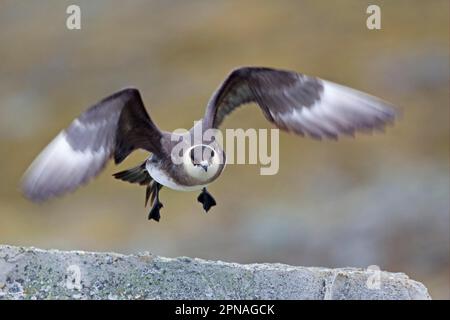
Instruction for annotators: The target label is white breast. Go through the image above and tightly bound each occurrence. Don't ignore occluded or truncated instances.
[146,161,205,192]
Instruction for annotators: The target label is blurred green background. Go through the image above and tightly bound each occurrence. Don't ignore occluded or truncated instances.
[0,0,448,298]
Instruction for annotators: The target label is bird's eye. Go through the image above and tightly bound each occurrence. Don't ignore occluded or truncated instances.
[190,149,195,162]
[210,150,215,158]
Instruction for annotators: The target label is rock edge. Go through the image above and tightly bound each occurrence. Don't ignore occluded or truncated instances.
[0,244,430,300]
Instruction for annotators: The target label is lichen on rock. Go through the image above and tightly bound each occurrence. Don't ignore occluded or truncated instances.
[0,244,431,300]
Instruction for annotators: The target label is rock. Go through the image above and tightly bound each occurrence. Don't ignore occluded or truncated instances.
[0,244,430,300]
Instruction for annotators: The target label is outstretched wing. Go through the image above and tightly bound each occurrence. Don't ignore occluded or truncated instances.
[22,88,162,202]
[204,67,398,139]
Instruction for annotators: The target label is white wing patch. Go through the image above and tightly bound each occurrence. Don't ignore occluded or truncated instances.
[278,80,396,139]
[22,132,109,201]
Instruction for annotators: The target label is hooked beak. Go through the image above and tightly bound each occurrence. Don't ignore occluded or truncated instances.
[200,164,208,172]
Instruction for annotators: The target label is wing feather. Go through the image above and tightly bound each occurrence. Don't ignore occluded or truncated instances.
[22,88,161,202]
[204,67,398,139]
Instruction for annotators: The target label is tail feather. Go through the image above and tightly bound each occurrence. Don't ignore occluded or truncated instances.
[113,161,163,208]
[145,183,152,207]
[113,162,152,186]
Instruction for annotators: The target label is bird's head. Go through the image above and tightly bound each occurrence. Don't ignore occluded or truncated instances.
[183,144,222,181]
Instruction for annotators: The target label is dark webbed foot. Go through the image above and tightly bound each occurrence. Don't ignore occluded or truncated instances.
[148,201,163,221]
[197,187,217,212]
[147,182,163,222]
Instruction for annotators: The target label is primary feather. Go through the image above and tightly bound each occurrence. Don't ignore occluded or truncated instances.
[22,88,162,202]
[204,67,397,139]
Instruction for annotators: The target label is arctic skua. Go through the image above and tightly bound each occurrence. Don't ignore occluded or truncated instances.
[21,66,398,221]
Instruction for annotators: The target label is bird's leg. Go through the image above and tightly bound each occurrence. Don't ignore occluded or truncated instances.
[197,187,217,212]
[148,182,163,222]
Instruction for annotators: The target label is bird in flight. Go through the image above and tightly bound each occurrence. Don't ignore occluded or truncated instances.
[21,67,397,221]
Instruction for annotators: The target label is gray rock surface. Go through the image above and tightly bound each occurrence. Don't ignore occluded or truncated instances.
[0,244,430,300]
